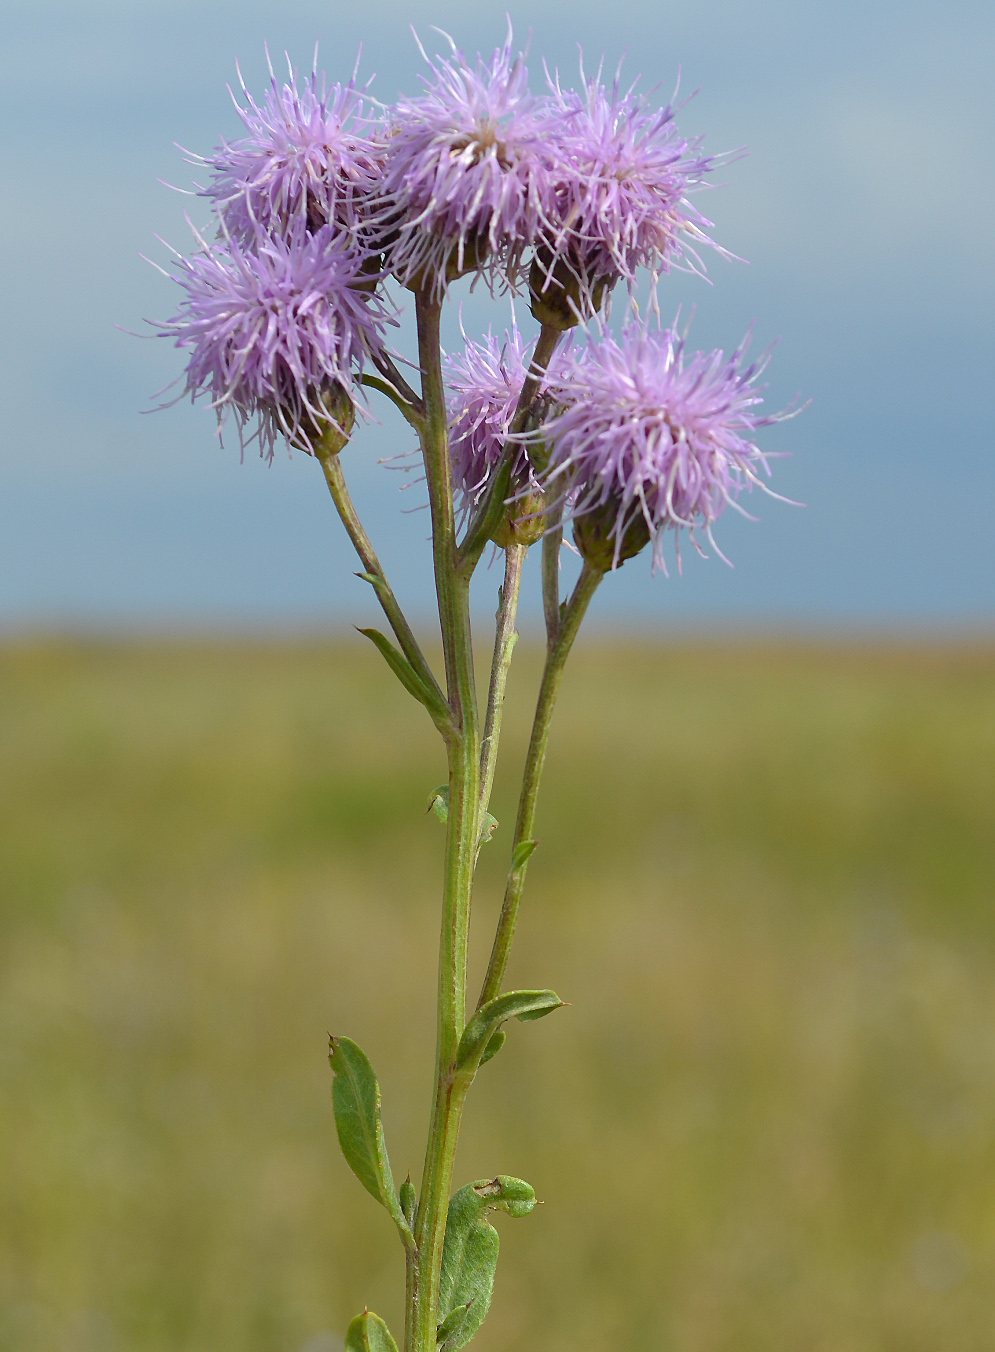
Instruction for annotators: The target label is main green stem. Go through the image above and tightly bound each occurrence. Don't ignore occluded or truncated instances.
[405,304,568,1352]
[477,562,604,1009]
[410,293,480,1352]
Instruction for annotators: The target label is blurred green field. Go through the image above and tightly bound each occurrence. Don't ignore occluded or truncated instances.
[1,636,994,1352]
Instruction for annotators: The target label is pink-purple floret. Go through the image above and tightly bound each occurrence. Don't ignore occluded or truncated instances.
[534,75,718,285]
[191,67,381,243]
[445,325,563,516]
[374,38,549,294]
[159,222,391,457]
[152,30,794,565]
[542,326,785,569]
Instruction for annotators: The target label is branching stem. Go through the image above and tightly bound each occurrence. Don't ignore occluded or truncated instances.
[369,348,426,419]
[359,373,424,430]
[477,562,603,1009]
[316,450,447,727]
[348,300,588,1352]
[410,291,481,1352]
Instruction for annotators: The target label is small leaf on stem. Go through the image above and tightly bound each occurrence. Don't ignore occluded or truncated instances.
[357,628,443,717]
[399,1176,417,1228]
[328,1037,413,1246]
[437,1177,536,1351]
[427,784,449,824]
[345,1310,400,1352]
[511,839,538,872]
[436,1300,474,1349]
[478,1030,506,1066]
[456,990,563,1073]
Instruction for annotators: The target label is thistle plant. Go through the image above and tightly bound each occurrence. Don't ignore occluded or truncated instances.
[151,29,794,1352]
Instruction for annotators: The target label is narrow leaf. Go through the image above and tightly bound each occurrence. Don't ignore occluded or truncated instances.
[478,1030,506,1066]
[436,1301,473,1350]
[519,1002,563,1022]
[354,571,382,588]
[399,1177,417,1228]
[437,1177,536,1351]
[456,990,563,1072]
[427,784,449,824]
[328,1037,412,1244]
[345,1310,399,1352]
[511,839,538,872]
[357,628,438,711]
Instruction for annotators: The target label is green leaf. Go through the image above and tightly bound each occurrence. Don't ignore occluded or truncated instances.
[478,1030,506,1067]
[519,1003,561,1022]
[477,812,499,846]
[510,839,538,872]
[399,1176,417,1228]
[345,1310,399,1352]
[357,628,438,710]
[456,990,563,1073]
[437,1177,536,1351]
[354,571,382,588]
[427,784,449,824]
[328,1037,412,1246]
[436,1301,473,1349]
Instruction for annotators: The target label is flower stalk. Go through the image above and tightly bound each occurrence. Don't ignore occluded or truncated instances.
[477,562,603,1010]
[316,448,448,730]
[479,543,526,834]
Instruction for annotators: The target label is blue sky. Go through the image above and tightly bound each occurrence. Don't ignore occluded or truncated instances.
[0,0,992,631]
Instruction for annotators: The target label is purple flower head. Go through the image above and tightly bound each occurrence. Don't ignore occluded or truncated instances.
[154,219,393,457]
[445,321,560,522]
[541,323,791,571]
[376,30,549,296]
[190,56,381,245]
[531,69,721,312]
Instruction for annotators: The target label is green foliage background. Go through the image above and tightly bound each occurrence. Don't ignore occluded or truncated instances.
[1,638,994,1352]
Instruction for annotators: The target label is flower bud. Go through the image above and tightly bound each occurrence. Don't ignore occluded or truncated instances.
[293,382,356,459]
[402,232,491,294]
[445,231,490,284]
[490,488,547,548]
[572,499,651,572]
[528,247,611,330]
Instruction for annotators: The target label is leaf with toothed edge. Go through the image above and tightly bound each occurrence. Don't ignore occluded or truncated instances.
[345,1310,399,1352]
[456,990,563,1073]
